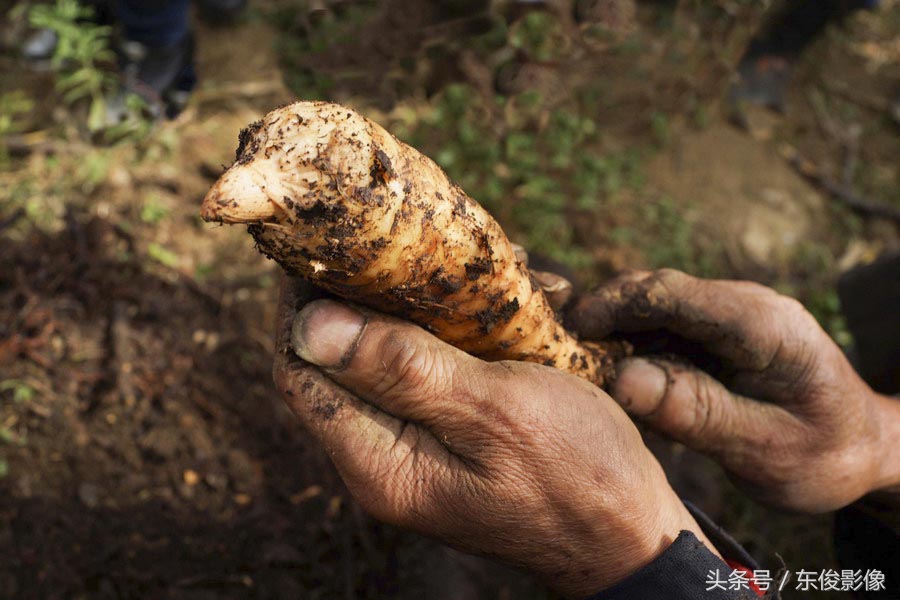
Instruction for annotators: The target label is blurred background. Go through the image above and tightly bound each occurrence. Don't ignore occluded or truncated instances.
[1,0,898,597]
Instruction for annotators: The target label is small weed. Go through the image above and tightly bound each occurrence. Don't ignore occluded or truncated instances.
[508,11,565,61]
[691,103,710,130]
[29,0,116,132]
[650,111,671,147]
[637,198,720,276]
[0,92,34,163]
[147,243,179,267]
[141,196,170,224]
[0,427,25,447]
[269,2,374,99]
[28,0,151,138]
[77,149,110,191]
[397,83,640,275]
[194,263,214,280]
[0,380,35,404]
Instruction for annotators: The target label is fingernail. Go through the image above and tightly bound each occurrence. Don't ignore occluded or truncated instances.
[612,358,666,412]
[291,299,366,368]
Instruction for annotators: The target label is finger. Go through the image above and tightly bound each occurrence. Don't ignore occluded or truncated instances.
[290,298,494,441]
[564,270,650,339]
[273,277,444,521]
[611,357,797,462]
[273,275,400,461]
[568,269,802,371]
[274,345,447,522]
[530,269,574,311]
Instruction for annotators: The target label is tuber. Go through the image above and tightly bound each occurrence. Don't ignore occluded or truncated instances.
[201,101,625,387]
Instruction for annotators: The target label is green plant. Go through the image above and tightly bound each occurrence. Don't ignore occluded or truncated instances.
[29,0,116,131]
[638,198,720,276]
[147,242,179,267]
[140,196,170,224]
[399,84,629,274]
[0,92,34,162]
[0,380,35,404]
[508,11,565,61]
[0,427,25,447]
[650,111,671,147]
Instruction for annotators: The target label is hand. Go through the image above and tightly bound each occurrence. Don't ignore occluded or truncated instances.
[273,275,715,597]
[567,269,900,513]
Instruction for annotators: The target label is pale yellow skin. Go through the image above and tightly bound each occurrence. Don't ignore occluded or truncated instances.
[201,101,621,385]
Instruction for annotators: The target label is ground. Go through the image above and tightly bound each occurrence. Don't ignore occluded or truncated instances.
[1,0,898,598]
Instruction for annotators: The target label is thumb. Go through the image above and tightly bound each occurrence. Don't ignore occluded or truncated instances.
[611,358,774,457]
[290,299,490,439]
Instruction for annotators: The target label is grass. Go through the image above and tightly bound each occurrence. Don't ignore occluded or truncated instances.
[393,83,657,274]
[0,91,33,163]
[28,0,116,132]
[141,194,170,224]
[147,242,180,268]
[0,381,35,404]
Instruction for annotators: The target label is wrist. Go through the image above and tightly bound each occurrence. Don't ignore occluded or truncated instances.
[869,392,900,500]
[556,464,720,598]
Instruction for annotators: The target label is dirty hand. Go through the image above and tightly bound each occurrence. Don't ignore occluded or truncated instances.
[273,276,715,598]
[567,269,900,513]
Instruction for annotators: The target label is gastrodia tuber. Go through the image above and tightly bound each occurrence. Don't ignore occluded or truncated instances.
[201,101,625,386]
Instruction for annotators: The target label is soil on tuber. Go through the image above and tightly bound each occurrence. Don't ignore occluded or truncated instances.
[201,101,626,387]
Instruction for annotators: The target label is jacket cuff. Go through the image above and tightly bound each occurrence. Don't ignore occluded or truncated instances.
[584,530,759,600]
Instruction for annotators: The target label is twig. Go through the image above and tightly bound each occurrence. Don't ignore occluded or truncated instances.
[780,144,900,223]
[110,302,137,407]
[2,131,88,157]
[821,78,891,114]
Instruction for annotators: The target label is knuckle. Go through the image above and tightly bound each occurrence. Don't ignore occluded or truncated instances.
[650,268,695,306]
[653,268,693,294]
[655,267,688,283]
[372,330,450,401]
[687,374,719,442]
[771,291,806,316]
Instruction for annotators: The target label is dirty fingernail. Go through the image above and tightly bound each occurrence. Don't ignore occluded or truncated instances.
[291,300,366,368]
[612,358,666,413]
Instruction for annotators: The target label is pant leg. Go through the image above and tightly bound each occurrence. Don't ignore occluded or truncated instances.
[748,0,874,60]
[115,0,190,47]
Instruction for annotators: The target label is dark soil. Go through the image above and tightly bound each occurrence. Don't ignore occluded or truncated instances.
[0,210,534,598]
[1,0,897,598]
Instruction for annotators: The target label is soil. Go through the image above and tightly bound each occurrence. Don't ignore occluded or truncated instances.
[1,1,898,598]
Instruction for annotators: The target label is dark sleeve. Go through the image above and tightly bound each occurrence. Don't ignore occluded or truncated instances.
[834,496,900,599]
[584,531,757,600]
[585,502,764,600]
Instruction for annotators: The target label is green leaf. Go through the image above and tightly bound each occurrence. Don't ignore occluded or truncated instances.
[0,380,35,403]
[87,96,107,132]
[147,243,179,267]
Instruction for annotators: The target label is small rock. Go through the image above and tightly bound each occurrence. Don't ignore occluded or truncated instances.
[78,482,100,508]
[183,469,200,486]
